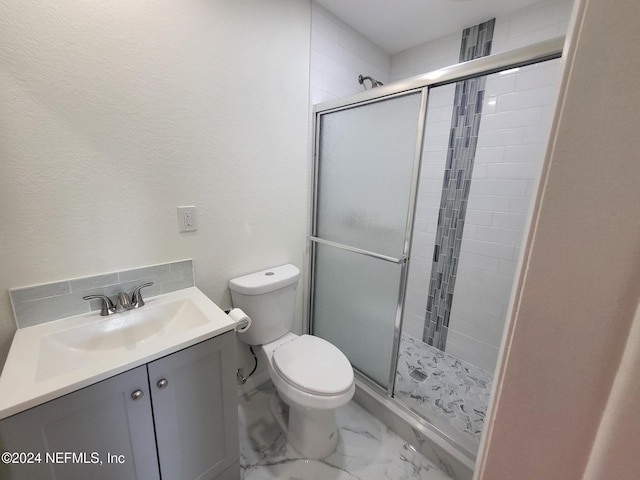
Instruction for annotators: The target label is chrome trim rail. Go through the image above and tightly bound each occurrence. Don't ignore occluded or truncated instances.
[313,37,565,114]
[309,236,406,264]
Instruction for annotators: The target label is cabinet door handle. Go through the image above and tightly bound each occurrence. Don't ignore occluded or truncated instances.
[156,379,168,389]
[131,389,144,401]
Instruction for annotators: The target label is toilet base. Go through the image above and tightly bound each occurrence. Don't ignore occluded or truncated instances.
[269,394,339,459]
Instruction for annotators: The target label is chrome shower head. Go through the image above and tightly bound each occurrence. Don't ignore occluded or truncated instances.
[358,74,384,89]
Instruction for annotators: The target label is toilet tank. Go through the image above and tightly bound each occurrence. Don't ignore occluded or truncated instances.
[229,264,300,345]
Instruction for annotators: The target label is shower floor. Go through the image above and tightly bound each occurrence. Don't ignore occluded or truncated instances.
[394,334,493,454]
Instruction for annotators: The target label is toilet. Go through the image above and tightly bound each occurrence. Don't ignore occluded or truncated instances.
[229,264,355,459]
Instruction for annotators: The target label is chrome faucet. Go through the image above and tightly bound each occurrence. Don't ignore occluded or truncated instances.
[83,282,154,316]
[116,292,133,312]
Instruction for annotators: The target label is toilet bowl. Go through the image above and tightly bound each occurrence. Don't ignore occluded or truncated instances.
[261,332,355,458]
[229,265,355,459]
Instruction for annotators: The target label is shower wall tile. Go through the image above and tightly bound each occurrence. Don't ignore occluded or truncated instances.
[491,0,574,55]
[402,85,455,341]
[467,194,512,212]
[485,73,518,97]
[388,0,572,89]
[461,238,515,261]
[505,143,548,163]
[497,85,558,112]
[491,212,529,230]
[423,19,495,350]
[445,330,501,373]
[509,196,534,213]
[481,107,545,130]
[474,146,505,164]
[486,162,541,179]
[516,62,564,90]
[9,260,194,328]
[469,179,529,196]
[476,128,525,147]
[402,0,570,368]
[445,59,562,371]
[310,2,391,104]
[390,31,461,82]
[498,259,519,277]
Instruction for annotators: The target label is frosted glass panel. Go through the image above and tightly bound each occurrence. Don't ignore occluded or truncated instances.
[317,92,422,258]
[313,244,402,388]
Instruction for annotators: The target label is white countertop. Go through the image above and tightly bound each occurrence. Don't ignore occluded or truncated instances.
[0,287,235,420]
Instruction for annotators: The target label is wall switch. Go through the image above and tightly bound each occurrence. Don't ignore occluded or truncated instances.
[177,206,197,232]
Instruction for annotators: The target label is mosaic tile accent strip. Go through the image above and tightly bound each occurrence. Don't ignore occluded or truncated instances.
[423,19,495,350]
[395,334,493,455]
[10,260,194,328]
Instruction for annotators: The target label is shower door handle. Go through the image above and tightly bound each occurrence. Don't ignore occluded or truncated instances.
[309,236,406,264]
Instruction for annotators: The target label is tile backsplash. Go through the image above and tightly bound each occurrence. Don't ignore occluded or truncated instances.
[10,260,194,328]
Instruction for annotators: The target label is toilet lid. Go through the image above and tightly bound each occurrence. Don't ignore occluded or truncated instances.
[273,335,353,395]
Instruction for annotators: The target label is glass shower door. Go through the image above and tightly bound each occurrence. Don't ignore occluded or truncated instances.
[311,91,426,389]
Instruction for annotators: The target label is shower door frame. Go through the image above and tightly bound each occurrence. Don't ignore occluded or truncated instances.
[309,86,428,392]
[308,36,565,433]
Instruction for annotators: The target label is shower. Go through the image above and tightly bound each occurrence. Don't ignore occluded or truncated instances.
[358,74,384,89]
[310,37,564,463]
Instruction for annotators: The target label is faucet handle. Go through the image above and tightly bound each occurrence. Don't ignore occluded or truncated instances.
[82,294,116,316]
[131,282,154,308]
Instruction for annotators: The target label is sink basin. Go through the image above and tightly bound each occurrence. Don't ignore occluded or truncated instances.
[45,299,209,352]
[0,286,235,420]
[35,296,211,381]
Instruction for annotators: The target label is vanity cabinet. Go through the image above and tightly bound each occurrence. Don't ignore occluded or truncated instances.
[0,331,239,480]
[149,332,239,480]
[0,365,158,480]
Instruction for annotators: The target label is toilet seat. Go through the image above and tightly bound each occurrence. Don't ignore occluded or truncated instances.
[272,335,353,395]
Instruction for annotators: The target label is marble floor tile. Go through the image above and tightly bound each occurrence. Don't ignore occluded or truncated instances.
[394,334,493,454]
[239,382,453,480]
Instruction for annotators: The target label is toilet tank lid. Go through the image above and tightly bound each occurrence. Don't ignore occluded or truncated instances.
[229,264,300,295]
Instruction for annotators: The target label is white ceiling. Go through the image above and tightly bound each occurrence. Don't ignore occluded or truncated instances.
[314,0,556,54]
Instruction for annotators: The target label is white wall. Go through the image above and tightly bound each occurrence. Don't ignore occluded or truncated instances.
[310,2,391,104]
[476,0,640,477]
[0,0,311,372]
[582,302,640,479]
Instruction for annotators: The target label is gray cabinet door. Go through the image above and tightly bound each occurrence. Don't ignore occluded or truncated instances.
[148,331,239,480]
[0,366,160,480]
